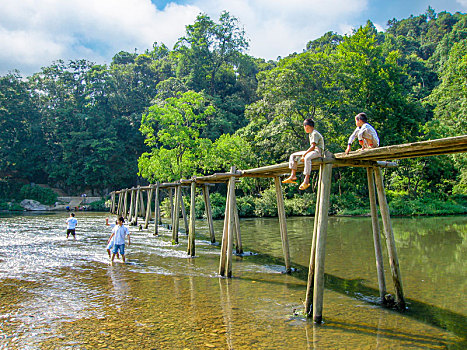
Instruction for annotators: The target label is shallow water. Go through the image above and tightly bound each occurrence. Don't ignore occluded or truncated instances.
[0,212,465,349]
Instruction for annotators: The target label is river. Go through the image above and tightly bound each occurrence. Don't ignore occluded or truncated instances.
[0,212,465,349]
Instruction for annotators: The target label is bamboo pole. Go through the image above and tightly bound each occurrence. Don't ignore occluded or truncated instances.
[219,167,235,276]
[138,189,145,218]
[118,192,123,215]
[374,167,406,309]
[180,190,189,235]
[233,197,243,255]
[226,173,236,278]
[110,192,115,213]
[274,176,291,273]
[202,185,216,243]
[154,183,160,236]
[123,189,128,219]
[144,186,154,229]
[188,181,196,257]
[172,185,181,244]
[367,167,387,303]
[312,163,333,323]
[219,182,230,276]
[168,188,174,221]
[133,186,141,226]
[128,188,135,223]
[305,164,323,316]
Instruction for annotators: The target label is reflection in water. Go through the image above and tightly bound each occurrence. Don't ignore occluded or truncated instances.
[0,212,465,348]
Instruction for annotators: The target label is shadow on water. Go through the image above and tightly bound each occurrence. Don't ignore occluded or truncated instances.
[234,250,467,347]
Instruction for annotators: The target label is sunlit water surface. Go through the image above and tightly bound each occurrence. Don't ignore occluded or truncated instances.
[0,212,465,349]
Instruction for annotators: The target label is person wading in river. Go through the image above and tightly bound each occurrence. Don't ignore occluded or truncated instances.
[105,218,120,260]
[65,212,78,240]
[108,217,130,264]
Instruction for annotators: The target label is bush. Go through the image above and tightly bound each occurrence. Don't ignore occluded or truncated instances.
[88,199,107,211]
[19,185,57,205]
[0,180,23,201]
[0,201,24,211]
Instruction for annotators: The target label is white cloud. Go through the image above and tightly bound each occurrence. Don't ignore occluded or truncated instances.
[456,0,467,7]
[0,0,371,75]
[0,0,200,75]
[192,0,369,59]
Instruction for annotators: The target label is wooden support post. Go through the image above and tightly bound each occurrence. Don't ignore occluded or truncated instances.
[367,167,387,303]
[226,174,236,278]
[374,167,406,309]
[144,186,154,229]
[188,181,196,257]
[180,190,189,235]
[110,192,115,213]
[139,190,145,218]
[172,185,181,244]
[219,181,231,276]
[233,197,243,255]
[312,163,333,323]
[116,192,122,216]
[274,176,291,273]
[168,188,174,221]
[123,190,129,220]
[305,165,323,316]
[202,185,216,243]
[154,183,160,236]
[128,189,135,223]
[133,186,141,226]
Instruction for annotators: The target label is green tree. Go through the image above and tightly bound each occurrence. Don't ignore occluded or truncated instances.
[0,72,46,182]
[138,91,215,182]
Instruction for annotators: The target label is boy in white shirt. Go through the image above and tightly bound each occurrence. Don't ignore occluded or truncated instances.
[282,119,325,190]
[108,217,130,263]
[345,113,379,154]
[66,213,78,239]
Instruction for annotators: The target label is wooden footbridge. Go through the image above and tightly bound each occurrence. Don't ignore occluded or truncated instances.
[109,135,467,323]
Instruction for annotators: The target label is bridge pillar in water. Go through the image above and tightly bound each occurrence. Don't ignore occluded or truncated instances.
[374,167,406,309]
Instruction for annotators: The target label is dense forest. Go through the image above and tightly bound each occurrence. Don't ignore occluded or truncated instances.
[1,8,466,215]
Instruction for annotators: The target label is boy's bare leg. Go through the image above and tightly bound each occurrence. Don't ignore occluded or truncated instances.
[284,169,297,181]
[121,254,126,263]
[107,249,111,258]
[301,174,311,186]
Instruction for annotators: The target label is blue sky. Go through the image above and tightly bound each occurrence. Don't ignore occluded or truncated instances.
[0,0,466,76]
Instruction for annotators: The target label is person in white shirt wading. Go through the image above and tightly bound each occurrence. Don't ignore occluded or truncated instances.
[108,216,130,263]
[66,213,78,240]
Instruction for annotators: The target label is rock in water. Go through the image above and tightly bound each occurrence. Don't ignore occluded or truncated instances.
[20,199,50,211]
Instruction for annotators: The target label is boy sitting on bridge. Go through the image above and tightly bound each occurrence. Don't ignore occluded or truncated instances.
[282,119,325,190]
[345,112,379,154]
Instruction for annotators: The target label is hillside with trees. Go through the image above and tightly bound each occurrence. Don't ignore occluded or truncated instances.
[1,8,466,215]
